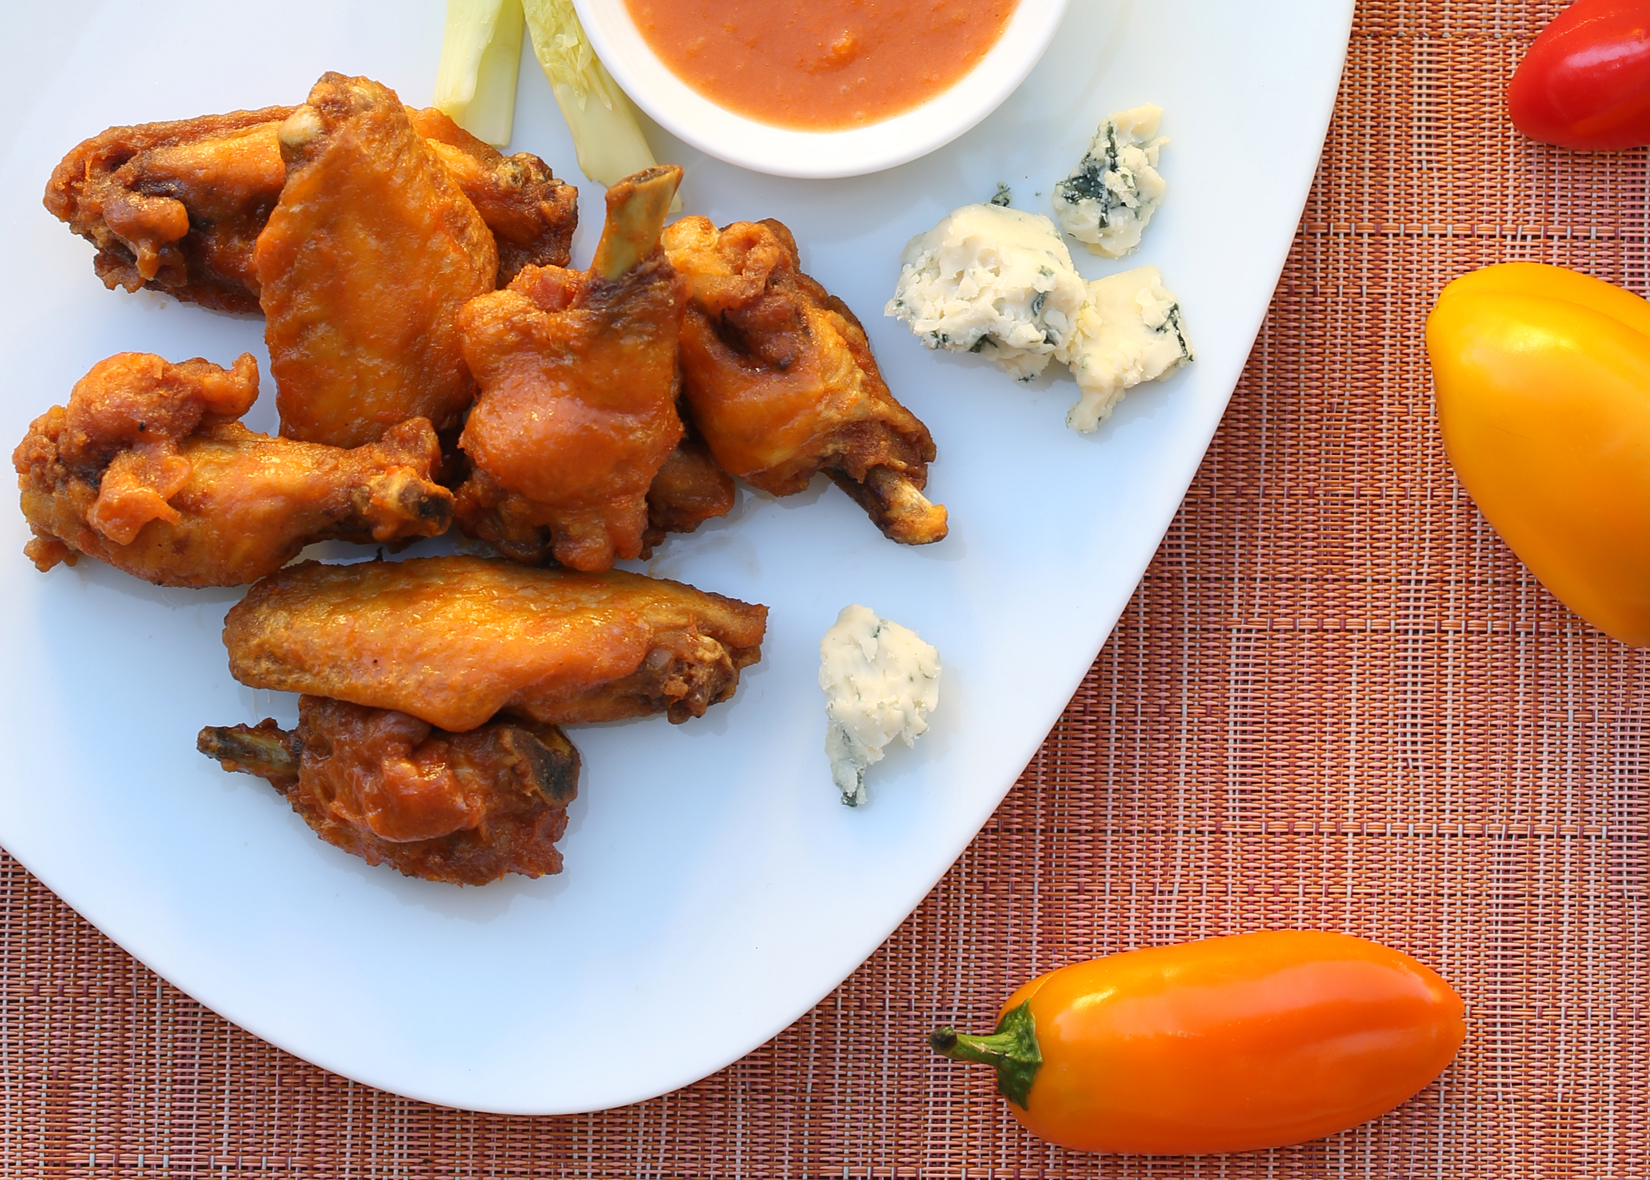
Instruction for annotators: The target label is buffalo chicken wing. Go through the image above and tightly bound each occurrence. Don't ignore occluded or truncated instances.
[223,555,767,731]
[642,432,736,557]
[405,107,577,285]
[14,352,452,586]
[45,98,576,312]
[257,74,498,448]
[199,697,579,885]
[455,166,689,569]
[662,216,948,545]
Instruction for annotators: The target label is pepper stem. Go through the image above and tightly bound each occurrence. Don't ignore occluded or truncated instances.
[929,1000,1042,1110]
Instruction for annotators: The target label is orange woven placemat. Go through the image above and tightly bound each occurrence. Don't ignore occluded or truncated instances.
[5,1,1649,1175]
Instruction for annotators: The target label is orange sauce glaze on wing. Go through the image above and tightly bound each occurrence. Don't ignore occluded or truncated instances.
[623,0,1019,130]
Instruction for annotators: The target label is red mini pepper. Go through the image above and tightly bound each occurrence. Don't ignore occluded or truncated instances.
[1508,0,1650,149]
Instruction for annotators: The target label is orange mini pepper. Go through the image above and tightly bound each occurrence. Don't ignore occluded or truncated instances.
[1427,262,1650,645]
[930,931,1464,1155]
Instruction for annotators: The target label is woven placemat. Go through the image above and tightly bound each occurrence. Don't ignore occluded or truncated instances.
[6,1,1648,1175]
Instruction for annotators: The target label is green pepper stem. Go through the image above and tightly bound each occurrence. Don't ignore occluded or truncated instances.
[928,1000,1042,1110]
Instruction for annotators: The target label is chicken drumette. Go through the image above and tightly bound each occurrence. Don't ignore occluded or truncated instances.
[662,216,947,545]
[455,166,691,570]
[200,697,580,885]
[256,74,500,448]
[45,97,576,313]
[222,555,767,731]
[641,432,735,557]
[14,352,452,587]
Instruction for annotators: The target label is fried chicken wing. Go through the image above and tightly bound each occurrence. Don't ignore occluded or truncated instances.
[45,100,576,312]
[662,216,948,545]
[455,166,689,570]
[223,555,766,731]
[437,429,734,559]
[642,432,736,557]
[256,74,499,448]
[200,697,579,884]
[14,352,452,587]
[404,107,577,285]
[45,107,286,313]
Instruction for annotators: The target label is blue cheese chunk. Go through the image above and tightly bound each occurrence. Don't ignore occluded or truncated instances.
[1057,266,1194,432]
[818,605,941,807]
[885,203,1086,382]
[1053,105,1168,258]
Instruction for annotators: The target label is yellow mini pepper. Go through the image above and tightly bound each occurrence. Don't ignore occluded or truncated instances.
[1427,262,1650,645]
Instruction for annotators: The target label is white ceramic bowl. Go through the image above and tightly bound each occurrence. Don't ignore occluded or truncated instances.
[573,0,1071,179]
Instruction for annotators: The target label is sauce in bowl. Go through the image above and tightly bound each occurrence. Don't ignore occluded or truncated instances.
[621,0,1020,131]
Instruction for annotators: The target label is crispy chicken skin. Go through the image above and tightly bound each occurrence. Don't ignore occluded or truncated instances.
[641,432,736,557]
[45,100,576,311]
[435,429,734,558]
[14,352,452,587]
[199,697,579,884]
[456,166,689,570]
[404,107,577,285]
[662,216,948,545]
[257,74,499,448]
[223,555,767,731]
[44,107,286,313]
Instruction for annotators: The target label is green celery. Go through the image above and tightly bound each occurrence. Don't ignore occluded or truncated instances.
[435,0,525,147]
[521,0,668,199]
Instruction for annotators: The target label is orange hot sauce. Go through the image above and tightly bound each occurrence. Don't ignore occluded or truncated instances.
[623,0,1019,130]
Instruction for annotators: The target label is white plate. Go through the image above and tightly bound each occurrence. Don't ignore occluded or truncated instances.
[0,0,1352,1114]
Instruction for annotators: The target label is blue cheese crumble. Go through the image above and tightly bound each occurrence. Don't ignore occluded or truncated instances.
[885,203,1086,382]
[1053,105,1168,258]
[819,605,941,807]
[1057,266,1194,432]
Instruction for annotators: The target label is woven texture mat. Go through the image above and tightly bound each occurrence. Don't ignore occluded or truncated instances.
[5,2,1649,1176]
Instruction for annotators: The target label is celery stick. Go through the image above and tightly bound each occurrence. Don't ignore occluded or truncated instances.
[466,0,524,146]
[435,0,524,147]
[521,0,667,195]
